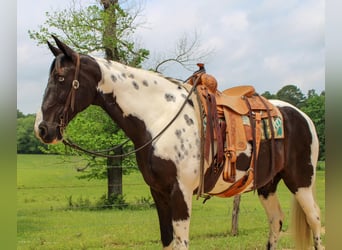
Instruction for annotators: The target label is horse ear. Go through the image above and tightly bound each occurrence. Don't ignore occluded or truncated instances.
[51,35,75,59]
[47,41,62,57]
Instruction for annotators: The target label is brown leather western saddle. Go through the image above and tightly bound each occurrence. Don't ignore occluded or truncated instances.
[188,64,283,198]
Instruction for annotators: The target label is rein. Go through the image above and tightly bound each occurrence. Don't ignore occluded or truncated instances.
[60,54,202,158]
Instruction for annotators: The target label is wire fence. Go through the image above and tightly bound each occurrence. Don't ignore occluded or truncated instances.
[18,161,326,249]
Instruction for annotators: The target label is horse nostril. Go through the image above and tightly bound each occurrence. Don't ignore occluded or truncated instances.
[38,124,47,138]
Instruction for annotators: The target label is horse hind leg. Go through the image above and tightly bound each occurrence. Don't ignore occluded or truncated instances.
[258,192,285,250]
[258,176,284,250]
[293,187,323,250]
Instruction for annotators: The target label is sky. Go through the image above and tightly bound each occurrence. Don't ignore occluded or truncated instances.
[17,0,325,114]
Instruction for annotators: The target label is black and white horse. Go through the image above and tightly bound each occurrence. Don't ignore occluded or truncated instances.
[34,36,323,249]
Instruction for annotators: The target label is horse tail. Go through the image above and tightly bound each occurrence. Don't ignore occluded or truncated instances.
[291,196,312,249]
[292,179,321,250]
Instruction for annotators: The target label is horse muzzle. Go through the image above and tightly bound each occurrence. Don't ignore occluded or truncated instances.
[34,111,63,144]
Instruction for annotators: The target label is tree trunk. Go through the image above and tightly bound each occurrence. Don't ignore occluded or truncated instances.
[102,0,123,200]
[231,195,241,236]
[101,0,120,61]
[106,146,123,198]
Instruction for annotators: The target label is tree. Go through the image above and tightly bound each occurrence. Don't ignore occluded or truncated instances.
[17,112,46,154]
[276,85,305,108]
[29,0,149,66]
[17,109,25,119]
[301,90,325,160]
[261,91,277,100]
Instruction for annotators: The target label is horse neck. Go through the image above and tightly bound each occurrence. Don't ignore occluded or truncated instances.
[95,58,184,146]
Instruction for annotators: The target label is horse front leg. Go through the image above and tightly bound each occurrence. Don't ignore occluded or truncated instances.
[170,181,192,250]
[150,188,174,249]
[151,181,192,250]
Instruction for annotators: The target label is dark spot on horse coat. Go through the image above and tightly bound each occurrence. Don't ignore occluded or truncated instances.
[121,73,126,78]
[279,220,283,232]
[175,129,182,138]
[128,73,134,79]
[132,81,139,90]
[184,114,194,126]
[143,80,149,87]
[165,93,176,102]
[179,93,194,107]
[111,74,117,82]
[174,145,182,160]
[187,99,194,107]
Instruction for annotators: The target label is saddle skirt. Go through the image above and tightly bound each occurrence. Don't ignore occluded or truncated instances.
[187,65,284,198]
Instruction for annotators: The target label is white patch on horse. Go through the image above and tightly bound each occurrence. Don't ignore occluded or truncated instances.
[34,109,43,138]
[34,109,60,145]
[237,142,252,158]
[172,219,190,249]
[95,57,201,190]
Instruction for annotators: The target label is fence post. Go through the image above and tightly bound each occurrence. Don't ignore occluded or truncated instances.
[107,145,123,198]
[231,195,241,236]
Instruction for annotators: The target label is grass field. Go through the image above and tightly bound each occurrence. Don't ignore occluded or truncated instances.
[17,154,325,249]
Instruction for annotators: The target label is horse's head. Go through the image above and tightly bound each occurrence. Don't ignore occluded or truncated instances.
[34,36,102,144]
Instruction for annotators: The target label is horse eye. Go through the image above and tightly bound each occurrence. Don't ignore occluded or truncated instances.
[58,76,65,82]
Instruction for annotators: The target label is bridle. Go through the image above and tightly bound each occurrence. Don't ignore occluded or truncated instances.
[59,53,203,159]
[59,53,81,132]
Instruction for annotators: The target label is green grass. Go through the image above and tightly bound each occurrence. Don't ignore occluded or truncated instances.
[17,154,325,249]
